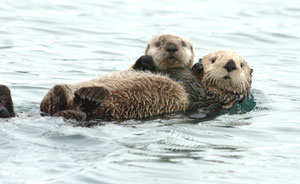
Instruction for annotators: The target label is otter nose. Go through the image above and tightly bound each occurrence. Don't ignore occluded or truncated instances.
[224,59,237,72]
[166,44,178,53]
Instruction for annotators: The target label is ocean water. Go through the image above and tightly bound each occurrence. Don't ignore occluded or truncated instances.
[1,0,300,183]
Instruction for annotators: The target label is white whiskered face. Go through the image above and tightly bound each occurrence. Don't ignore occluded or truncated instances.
[201,50,252,94]
[145,33,194,71]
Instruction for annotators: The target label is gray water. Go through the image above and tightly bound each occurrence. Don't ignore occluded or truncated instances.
[1,0,300,183]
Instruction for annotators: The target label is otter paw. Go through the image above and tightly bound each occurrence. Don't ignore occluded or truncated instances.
[53,110,87,121]
[49,85,68,116]
[192,61,203,75]
[0,106,10,118]
[74,86,109,110]
[132,55,156,72]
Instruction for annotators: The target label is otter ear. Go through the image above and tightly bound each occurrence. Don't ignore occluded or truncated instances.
[144,44,150,55]
[250,68,253,74]
[192,60,203,74]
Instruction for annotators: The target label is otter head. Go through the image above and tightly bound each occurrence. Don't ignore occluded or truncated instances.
[145,33,194,71]
[195,50,253,99]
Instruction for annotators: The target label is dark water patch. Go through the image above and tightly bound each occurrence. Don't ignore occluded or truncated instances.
[92,50,126,56]
[268,32,300,40]
[0,46,13,49]
[285,7,300,12]
[59,42,88,49]
[117,36,146,44]
[230,32,278,44]
[62,27,105,35]
[29,26,71,35]
[30,18,61,25]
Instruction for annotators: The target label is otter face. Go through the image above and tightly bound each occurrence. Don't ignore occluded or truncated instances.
[200,50,253,94]
[145,33,194,71]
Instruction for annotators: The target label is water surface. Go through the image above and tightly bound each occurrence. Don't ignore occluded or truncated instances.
[1,0,300,184]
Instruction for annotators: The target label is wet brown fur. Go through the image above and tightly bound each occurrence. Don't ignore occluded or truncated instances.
[41,33,194,121]
[40,70,189,120]
[0,85,15,118]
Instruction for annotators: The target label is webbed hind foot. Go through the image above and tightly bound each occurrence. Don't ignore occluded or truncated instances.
[49,85,68,116]
[0,85,15,118]
[73,86,109,113]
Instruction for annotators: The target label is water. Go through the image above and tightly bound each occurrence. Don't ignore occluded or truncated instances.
[1,0,300,183]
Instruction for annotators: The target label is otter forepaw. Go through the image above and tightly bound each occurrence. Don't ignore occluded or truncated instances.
[53,110,87,121]
[74,86,109,111]
[132,55,156,72]
[192,61,203,75]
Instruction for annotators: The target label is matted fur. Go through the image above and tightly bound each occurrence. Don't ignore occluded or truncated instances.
[143,33,194,70]
[40,70,189,120]
[41,33,194,121]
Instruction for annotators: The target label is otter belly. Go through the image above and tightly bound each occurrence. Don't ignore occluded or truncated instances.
[40,70,190,121]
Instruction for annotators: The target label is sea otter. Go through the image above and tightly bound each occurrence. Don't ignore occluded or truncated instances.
[0,85,15,118]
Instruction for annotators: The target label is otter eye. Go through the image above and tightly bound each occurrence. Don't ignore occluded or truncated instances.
[155,42,160,47]
[211,57,216,63]
[240,63,244,68]
[181,41,186,47]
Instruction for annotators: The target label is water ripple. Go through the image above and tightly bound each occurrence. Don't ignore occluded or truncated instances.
[1,0,300,183]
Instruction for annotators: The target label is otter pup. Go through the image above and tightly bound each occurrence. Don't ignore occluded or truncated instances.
[40,33,195,120]
[0,85,15,118]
